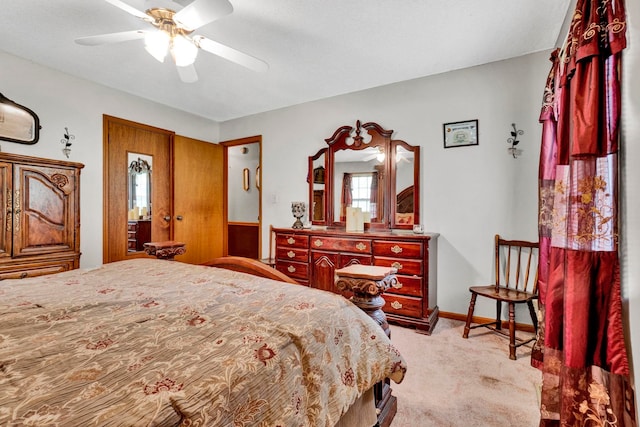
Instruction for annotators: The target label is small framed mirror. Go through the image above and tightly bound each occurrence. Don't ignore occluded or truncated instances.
[0,93,40,145]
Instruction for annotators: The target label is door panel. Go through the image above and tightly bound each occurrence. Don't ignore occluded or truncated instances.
[13,165,76,256]
[104,116,173,263]
[173,135,223,264]
[0,162,11,258]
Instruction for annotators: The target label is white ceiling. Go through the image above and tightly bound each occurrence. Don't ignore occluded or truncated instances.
[0,0,571,122]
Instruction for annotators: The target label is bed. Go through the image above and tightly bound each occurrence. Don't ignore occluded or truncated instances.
[0,257,406,426]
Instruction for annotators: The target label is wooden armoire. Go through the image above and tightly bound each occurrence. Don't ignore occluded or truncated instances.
[0,153,83,279]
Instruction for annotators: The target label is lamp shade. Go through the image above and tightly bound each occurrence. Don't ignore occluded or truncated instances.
[171,35,198,67]
[144,30,170,62]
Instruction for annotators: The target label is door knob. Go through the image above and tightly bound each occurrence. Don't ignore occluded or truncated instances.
[176,215,183,221]
[163,215,171,221]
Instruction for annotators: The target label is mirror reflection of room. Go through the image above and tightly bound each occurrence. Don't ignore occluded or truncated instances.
[333,149,385,224]
[127,153,152,252]
[394,145,415,225]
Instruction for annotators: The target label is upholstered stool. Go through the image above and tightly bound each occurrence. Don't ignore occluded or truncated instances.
[144,241,186,260]
[335,265,397,338]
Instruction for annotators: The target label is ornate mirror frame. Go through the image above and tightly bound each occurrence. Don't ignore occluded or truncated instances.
[308,120,420,230]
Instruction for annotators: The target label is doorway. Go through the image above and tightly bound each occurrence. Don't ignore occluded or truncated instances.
[221,136,262,260]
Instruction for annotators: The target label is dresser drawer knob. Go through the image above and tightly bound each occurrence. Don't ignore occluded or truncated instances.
[390,301,403,310]
[287,251,295,258]
[287,237,295,245]
[391,280,403,289]
[356,242,366,251]
[314,239,323,247]
[391,245,403,254]
[287,265,296,273]
[391,261,403,270]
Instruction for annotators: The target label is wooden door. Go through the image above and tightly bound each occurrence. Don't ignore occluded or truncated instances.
[173,135,223,264]
[103,116,173,263]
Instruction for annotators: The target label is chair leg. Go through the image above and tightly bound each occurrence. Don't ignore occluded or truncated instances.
[495,300,502,331]
[527,300,538,333]
[508,302,516,360]
[462,293,477,339]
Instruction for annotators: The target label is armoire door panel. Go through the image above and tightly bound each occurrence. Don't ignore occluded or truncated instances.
[13,165,76,256]
[0,162,12,258]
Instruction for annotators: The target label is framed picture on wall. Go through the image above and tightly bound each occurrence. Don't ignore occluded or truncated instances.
[443,119,478,148]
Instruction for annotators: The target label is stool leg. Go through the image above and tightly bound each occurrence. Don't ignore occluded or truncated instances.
[462,293,477,339]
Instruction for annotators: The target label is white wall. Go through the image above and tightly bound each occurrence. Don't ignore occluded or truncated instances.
[622,0,640,402]
[220,51,548,320]
[0,52,220,268]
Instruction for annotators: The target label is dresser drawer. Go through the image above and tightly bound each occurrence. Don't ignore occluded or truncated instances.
[374,256,423,276]
[373,240,423,258]
[383,294,422,318]
[276,247,309,262]
[387,274,422,297]
[276,260,309,280]
[310,236,371,253]
[338,253,372,269]
[0,259,76,280]
[276,234,309,249]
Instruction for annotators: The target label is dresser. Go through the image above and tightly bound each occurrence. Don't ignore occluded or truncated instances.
[273,227,439,334]
[127,220,151,252]
[0,153,83,279]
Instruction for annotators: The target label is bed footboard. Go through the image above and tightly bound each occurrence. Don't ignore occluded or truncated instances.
[202,256,300,285]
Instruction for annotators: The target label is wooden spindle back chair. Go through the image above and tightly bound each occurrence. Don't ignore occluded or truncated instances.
[462,234,539,360]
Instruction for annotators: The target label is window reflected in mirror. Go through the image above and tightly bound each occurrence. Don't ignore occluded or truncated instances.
[333,149,385,224]
[127,154,152,252]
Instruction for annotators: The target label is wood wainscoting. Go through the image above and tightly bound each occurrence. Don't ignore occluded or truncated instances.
[227,222,259,259]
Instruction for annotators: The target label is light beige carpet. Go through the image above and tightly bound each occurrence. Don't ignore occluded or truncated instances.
[389,318,541,427]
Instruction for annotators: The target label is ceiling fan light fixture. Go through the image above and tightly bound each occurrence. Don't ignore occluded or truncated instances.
[171,35,198,67]
[144,30,170,62]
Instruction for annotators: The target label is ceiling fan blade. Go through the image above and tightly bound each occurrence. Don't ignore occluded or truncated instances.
[196,36,268,72]
[174,0,233,30]
[75,30,146,46]
[104,0,150,20]
[177,64,198,83]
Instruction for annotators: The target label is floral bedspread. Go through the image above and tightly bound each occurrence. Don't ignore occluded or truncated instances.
[0,259,406,426]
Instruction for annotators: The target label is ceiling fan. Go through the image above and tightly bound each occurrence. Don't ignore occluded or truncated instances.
[75,0,268,83]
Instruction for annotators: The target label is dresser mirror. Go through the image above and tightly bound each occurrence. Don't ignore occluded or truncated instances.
[309,120,420,229]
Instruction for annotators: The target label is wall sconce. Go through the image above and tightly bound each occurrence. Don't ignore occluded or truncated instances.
[60,127,75,158]
[507,123,524,159]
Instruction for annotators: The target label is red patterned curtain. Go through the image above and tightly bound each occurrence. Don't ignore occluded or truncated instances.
[532,0,636,425]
